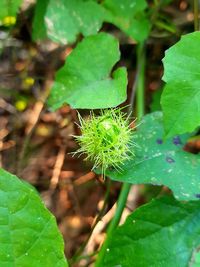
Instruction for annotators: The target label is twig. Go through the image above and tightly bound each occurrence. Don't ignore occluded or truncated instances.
[0,128,9,168]
[0,140,3,168]
[74,172,95,186]
[50,144,66,190]
[17,86,50,176]
[0,98,16,113]
[194,0,199,31]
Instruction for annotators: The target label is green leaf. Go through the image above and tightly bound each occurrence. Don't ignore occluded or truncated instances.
[0,168,68,267]
[43,0,104,44]
[103,196,200,267]
[32,0,150,43]
[32,0,49,41]
[0,0,22,22]
[150,88,163,112]
[102,0,150,42]
[161,81,200,138]
[48,33,127,110]
[106,112,200,201]
[161,32,200,137]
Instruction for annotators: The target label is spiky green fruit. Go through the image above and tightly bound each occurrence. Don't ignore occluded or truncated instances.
[75,109,136,176]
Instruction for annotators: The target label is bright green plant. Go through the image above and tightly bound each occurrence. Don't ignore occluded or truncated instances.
[1,0,200,267]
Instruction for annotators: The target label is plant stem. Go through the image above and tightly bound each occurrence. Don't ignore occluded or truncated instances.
[128,42,145,117]
[95,42,146,267]
[136,43,146,120]
[154,20,176,34]
[95,182,131,267]
[194,0,199,31]
[70,179,111,265]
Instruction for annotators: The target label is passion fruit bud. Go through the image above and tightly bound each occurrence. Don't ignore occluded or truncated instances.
[97,118,120,148]
[74,109,136,177]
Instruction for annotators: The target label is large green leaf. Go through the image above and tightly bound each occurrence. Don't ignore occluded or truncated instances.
[48,33,127,110]
[106,112,200,201]
[0,0,22,22]
[103,196,200,267]
[32,0,150,44]
[102,0,150,42]
[161,32,200,138]
[0,168,68,267]
[35,0,105,44]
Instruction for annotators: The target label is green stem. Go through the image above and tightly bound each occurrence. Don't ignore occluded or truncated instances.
[136,43,146,120]
[70,180,111,265]
[95,183,131,267]
[154,20,176,34]
[95,42,146,267]
[194,0,199,31]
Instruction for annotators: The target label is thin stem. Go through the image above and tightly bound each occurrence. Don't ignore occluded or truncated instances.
[154,20,176,34]
[128,42,145,116]
[136,43,146,120]
[95,42,146,267]
[128,64,139,116]
[70,179,111,265]
[194,0,199,31]
[95,183,131,267]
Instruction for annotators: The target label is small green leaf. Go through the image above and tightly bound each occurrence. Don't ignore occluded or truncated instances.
[0,0,22,23]
[43,0,104,44]
[48,33,127,110]
[161,32,200,137]
[0,168,68,267]
[103,196,200,267]
[102,0,150,42]
[107,112,200,201]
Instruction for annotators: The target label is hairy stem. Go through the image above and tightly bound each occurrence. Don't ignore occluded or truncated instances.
[95,42,146,267]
